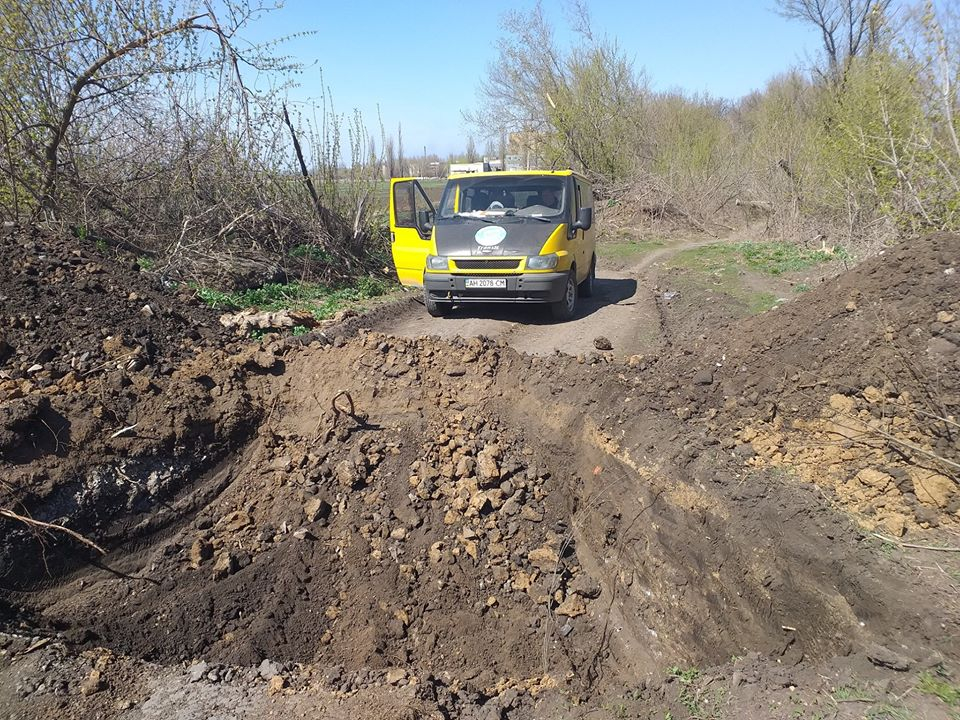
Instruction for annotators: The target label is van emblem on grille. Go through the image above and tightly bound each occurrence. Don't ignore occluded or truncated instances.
[475,226,506,247]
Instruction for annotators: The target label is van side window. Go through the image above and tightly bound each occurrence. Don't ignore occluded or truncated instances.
[576,180,593,210]
[394,181,432,234]
[394,183,416,227]
[569,180,581,233]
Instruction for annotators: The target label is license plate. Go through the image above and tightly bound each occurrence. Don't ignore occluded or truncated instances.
[464,278,507,289]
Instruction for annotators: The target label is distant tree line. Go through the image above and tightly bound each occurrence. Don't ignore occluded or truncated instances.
[470,0,960,245]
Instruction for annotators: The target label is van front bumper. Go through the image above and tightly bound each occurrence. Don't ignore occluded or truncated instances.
[424,272,567,304]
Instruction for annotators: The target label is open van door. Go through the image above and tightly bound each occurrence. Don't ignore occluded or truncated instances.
[390,178,436,287]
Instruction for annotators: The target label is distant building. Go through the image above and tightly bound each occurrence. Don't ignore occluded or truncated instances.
[507,131,545,169]
[449,159,505,174]
[449,161,486,174]
[505,154,524,171]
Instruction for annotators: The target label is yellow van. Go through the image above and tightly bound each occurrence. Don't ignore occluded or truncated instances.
[389,170,596,321]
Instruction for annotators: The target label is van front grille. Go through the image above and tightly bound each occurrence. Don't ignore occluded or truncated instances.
[454,258,521,270]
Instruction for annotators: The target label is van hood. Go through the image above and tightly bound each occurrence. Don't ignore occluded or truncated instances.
[434,220,560,256]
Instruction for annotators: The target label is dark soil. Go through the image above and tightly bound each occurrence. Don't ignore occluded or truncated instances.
[0,228,958,720]
[0,225,233,387]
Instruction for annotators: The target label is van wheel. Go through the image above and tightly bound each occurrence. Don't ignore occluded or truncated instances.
[424,290,451,317]
[550,269,578,321]
[579,255,596,298]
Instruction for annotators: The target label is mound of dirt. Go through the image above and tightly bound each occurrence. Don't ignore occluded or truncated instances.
[1,231,958,720]
[647,232,959,533]
[0,226,232,401]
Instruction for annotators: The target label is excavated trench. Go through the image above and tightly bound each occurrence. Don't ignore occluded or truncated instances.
[3,331,953,704]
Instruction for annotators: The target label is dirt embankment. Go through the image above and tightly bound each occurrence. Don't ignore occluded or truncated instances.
[648,232,960,535]
[0,229,958,720]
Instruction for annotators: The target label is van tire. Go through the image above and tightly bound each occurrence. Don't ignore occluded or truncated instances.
[579,255,596,298]
[424,290,451,317]
[550,269,578,321]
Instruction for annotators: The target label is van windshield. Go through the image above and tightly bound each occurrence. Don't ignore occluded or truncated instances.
[438,176,566,220]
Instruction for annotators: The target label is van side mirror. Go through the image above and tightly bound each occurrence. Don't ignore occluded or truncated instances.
[572,207,593,231]
[417,209,434,233]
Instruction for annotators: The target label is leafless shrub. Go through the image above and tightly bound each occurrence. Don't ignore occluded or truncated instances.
[0,0,386,287]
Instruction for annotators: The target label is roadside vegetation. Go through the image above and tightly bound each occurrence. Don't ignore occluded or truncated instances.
[470,1,960,249]
[0,0,389,303]
[671,242,847,277]
[0,0,957,321]
[663,240,848,315]
[193,277,390,321]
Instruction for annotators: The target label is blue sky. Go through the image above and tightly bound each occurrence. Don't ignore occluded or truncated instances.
[239,1,821,157]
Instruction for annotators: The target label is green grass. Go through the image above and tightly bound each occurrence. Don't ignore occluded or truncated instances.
[666,240,843,316]
[747,292,779,313]
[194,277,389,322]
[832,684,874,702]
[668,667,703,717]
[738,242,847,275]
[671,241,844,277]
[599,237,666,259]
[919,670,960,706]
[866,705,912,720]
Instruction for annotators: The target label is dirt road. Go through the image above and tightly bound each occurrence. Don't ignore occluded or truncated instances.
[374,239,710,357]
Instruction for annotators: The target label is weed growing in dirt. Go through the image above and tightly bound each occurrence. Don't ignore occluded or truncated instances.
[737,242,848,275]
[918,669,960,706]
[832,684,874,702]
[671,242,844,277]
[668,667,705,717]
[136,256,155,271]
[599,237,666,259]
[865,704,912,720]
[194,278,388,320]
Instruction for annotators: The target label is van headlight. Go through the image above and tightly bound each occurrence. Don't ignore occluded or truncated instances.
[526,253,559,270]
[426,255,449,270]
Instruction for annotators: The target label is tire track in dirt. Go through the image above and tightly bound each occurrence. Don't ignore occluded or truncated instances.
[372,236,717,357]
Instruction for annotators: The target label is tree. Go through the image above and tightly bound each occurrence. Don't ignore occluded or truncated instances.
[384,136,398,178]
[776,0,894,82]
[467,1,648,188]
[0,0,290,218]
[465,136,479,162]
[397,122,405,177]
[0,0,388,281]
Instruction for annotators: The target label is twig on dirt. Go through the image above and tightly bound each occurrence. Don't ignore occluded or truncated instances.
[861,422,960,473]
[870,532,960,552]
[40,417,66,453]
[331,390,355,417]
[109,423,138,438]
[81,350,138,378]
[0,508,106,554]
[21,638,52,655]
[833,697,876,704]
